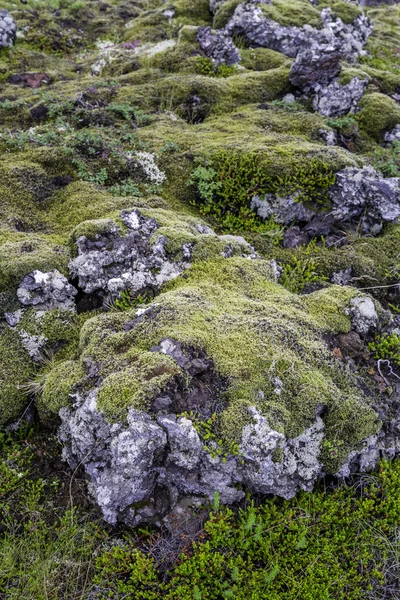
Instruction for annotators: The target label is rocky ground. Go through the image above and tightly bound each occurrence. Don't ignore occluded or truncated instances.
[1,0,400,594]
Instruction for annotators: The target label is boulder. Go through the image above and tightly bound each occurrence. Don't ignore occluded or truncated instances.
[0,10,16,48]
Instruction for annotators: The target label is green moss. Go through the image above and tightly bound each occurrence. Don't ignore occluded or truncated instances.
[97,352,182,422]
[172,0,212,26]
[53,257,381,471]
[0,236,70,309]
[240,48,291,71]
[318,0,362,24]
[213,0,243,29]
[259,0,322,28]
[357,92,400,141]
[303,285,358,332]
[41,359,85,414]
[0,325,33,427]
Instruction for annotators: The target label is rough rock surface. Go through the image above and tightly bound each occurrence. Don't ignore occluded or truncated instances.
[222,4,372,60]
[312,76,369,116]
[250,193,315,225]
[0,10,16,48]
[17,269,77,311]
[197,26,241,66]
[51,257,388,525]
[69,208,257,303]
[289,48,342,90]
[2,0,400,532]
[329,166,400,233]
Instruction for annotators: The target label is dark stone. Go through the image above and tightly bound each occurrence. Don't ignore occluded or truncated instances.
[289,49,341,90]
[338,331,368,360]
[8,72,50,89]
[30,103,48,122]
[283,226,310,248]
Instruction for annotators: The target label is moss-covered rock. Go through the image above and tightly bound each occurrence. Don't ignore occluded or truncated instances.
[357,92,400,141]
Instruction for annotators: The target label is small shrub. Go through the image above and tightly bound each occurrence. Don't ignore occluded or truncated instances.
[189,151,335,233]
[369,332,400,366]
[115,290,149,311]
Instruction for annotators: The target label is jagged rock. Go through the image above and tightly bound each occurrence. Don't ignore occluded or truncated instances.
[289,48,341,90]
[384,124,400,145]
[223,4,371,61]
[332,268,353,286]
[197,26,241,66]
[283,226,310,248]
[250,193,315,225]
[240,407,325,497]
[48,257,389,525]
[0,10,16,48]
[313,76,369,117]
[68,208,257,303]
[329,166,400,233]
[17,270,77,312]
[319,128,338,146]
[348,296,379,335]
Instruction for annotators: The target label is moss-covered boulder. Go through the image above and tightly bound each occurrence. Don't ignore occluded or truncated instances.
[51,257,389,524]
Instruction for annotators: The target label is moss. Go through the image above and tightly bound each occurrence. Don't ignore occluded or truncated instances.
[259,0,322,28]
[17,308,92,362]
[213,0,243,29]
[0,325,33,427]
[318,0,362,24]
[97,352,182,422]
[172,0,212,26]
[303,285,358,332]
[51,257,381,472]
[40,359,85,414]
[357,92,400,141]
[0,236,70,309]
[240,48,291,71]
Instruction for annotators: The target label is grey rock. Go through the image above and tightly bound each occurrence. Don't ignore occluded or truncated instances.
[58,388,327,524]
[240,407,325,498]
[319,128,338,145]
[313,76,369,117]
[59,395,168,525]
[332,267,353,286]
[68,210,189,299]
[69,209,257,303]
[348,296,379,335]
[329,166,400,233]
[289,48,341,90]
[197,26,241,66]
[18,330,47,362]
[283,226,310,248]
[4,309,24,327]
[384,124,400,145]
[17,270,77,312]
[223,4,372,61]
[0,10,16,48]
[251,193,315,225]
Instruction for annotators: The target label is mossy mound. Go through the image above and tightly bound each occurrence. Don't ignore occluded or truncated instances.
[42,257,381,472]
[357,92,400,141]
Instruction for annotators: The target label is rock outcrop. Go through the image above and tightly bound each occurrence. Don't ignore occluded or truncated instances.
[0,10,16,48]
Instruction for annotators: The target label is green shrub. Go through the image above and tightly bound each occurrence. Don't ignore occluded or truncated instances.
[369,332,400,366]
[189,151,335,232]
[93,459,400,600]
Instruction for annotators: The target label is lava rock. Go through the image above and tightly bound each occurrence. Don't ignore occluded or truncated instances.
[289,48,341,90]
[197,26,240,66]
[329,166,400,233]
[0,10,16,48]
[17,270,77,312]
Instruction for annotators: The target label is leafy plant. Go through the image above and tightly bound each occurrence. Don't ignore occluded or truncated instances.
[189,152,335,234]
[369,332,400,366]
[109,178,141,197]
[115,290,149,311]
